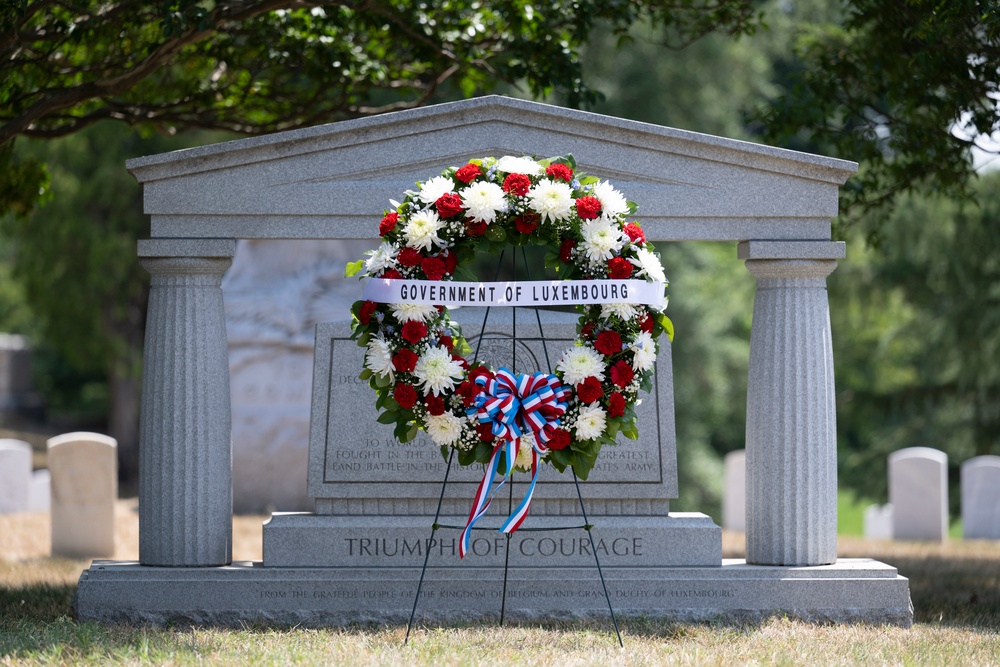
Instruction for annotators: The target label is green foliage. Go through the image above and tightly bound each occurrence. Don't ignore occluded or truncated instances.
[751,0,1000,229]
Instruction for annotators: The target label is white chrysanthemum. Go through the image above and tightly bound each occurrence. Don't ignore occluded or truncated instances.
[600,302,639,321]
[497,155,543,176]
[593,180,630,218]
[364,242,398,274]
[461,181,506,223]
[514,432,536,471]
[575,404,607,441]
[413,346,465,396]
[417,176,455,204]
[390,303,438,323]
[527,179,574,222]
[581,218,625,263]
[425,412,463,445]
[556,345,606,386]
[364,336,394,381]
[629,248,667,284]
[630,331,657,372]
[404,210,445,251]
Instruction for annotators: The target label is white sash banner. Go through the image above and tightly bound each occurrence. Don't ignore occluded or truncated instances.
[362,278,666,309]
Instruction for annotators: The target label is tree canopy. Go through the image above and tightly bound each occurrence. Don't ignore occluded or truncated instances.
[1,0,760,215]
[752,0,1000,229]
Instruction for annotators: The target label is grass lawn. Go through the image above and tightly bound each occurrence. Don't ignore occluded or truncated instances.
[2,499,999,666]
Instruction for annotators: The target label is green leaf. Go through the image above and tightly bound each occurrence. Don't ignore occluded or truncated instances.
[374,373,391,389]
[577,175,599,187]
[345,259,365,278]
[376,411,397,425]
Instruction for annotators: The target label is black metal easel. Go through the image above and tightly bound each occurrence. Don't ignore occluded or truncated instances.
[404,248,623,647]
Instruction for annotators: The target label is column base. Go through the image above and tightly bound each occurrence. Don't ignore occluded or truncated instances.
[75,558,913,627]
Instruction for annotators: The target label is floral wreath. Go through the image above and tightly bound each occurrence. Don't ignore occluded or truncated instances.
[347,155,672,554]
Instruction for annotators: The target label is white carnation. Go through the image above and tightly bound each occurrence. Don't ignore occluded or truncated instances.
[364,336,394,381]
[364,242,398,275]
[581,218,625,263]
[527,179,574,222]
[460,181,506,224]
[425,412,463,446]
[556,345,606,386]
[417,176,455,205]
[593,180,629,218]
[600,302,639,322]
[390,303,438,323]
[574,404,607,441]
[404,210,445,251]
[629,248,667,284]
[497,155,543,176]
[630,331,657,371]
[413,346,465,396]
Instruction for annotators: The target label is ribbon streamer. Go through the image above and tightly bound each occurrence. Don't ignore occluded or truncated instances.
[459,368,570,558]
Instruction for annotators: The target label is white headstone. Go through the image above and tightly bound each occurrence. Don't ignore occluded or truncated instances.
[48,432,117,558]
[961,455,1000,540]
[863,503,893,540]
[723,449,746,532]
[223,238,375,512]
[0,438,32,513]
[888,447,948,541]
[28,469,50,512]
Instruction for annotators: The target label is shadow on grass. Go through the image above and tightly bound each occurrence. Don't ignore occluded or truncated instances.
[888,555,1000,628]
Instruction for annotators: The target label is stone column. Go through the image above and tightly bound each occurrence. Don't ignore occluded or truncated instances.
[740,241,845,566]
[138,239,236,566]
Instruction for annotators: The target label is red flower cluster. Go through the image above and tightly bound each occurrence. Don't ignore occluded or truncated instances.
[435,193,464,218]
[379,212,399,236]
[394,383,417,409]
[358,300,377,324]
[608,392,625,418]
[398,247,422,267]
[575,196,602,220]
[502,173,532,196]
[421,256,446,280]
[594,330,622,356]
[623,222,645,244]
[514,212,540,234]
[401,320,428,344]
[425,395,446,416]
[465,220,487,236]
[381,268,402,279]
[607,256,632,279]
[547,428,571,450]
[576,376,604,404]
[392,349,418,373]
[546,163,573,183]
[559,238,576,263]
[455,163,482,183]
[610,361,634,387]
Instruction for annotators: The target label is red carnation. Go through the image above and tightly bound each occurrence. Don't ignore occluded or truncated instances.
[546,163,573,183]
[392,348,418,373]
[465,220,488,236]
[595,330,622,356]
[455,163,483,183]
[381,268,402,280]
[610,360,634,388]
[547,428,571,450]
[623,222,645,244]
[502,173,532,196]
[580,321,596,339]
[398,247,422,267]
[608,392,626,418]
[639,313,654,333]
[456,380,478,407]
[435,193,464,218]
[476,423,496,442]
[439,335,454,350]
[424,394,446,416]
[607,256,633,279]
[575,196,602,220]
[393,383,418,409]
[442,250,458,275]
[576,376,604,404]
[379,212,399,236]
[358,300,377,325]
[421,256,446,280]
[514,212,540,235]
[559,238,576,263]
[401,320,428,344]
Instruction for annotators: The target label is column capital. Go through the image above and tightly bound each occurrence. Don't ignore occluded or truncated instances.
[737,240,845,261]
[138,238,236,258]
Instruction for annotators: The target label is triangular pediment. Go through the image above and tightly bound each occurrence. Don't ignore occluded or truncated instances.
[128,96,856,242]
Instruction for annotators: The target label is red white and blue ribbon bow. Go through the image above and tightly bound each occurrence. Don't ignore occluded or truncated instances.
[459,368,570,558]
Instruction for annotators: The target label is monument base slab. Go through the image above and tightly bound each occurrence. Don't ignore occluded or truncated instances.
[75,559,913,627]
